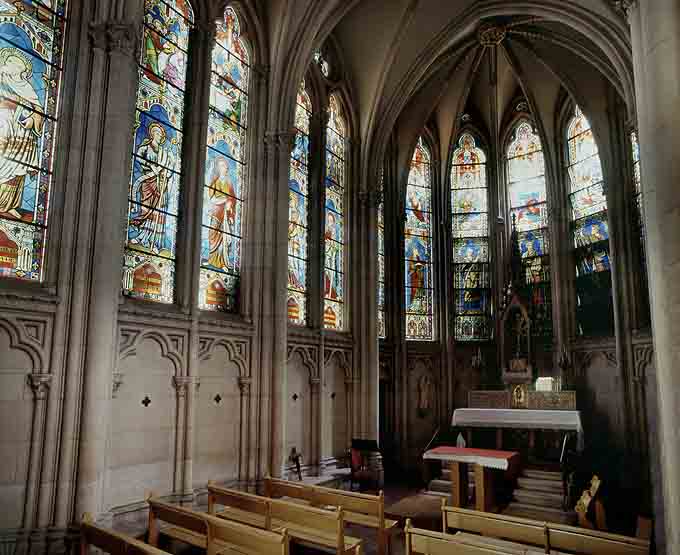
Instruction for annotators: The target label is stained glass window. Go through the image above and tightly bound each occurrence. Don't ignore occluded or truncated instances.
[378,167,386,339]
[198,5,249,312]
[287,82,311,325]
[506,121,552,341]
[451,133,490,341]
[405,138,434,341]
[0,0,68,281]
[323,94,346,330]
[122,0,193,303]
[567,106,613,336]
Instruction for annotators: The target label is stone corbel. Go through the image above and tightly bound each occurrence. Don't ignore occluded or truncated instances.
[611,0,637,18]
[89,21,138,56]
[112,372,124,399]
[264,131,297,156]
[27,373,52,401]
[237,376,252,396]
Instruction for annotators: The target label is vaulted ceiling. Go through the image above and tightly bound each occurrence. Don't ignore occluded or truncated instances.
[257,0,632,187]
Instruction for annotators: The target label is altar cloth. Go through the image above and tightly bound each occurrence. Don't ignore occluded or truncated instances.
[423,446,520,471]
[452,408,584,450]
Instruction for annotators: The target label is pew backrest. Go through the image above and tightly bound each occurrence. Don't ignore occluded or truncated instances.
[80,514,169,555]
[263,476,314,503]
[311,483,383,519]
[147,497,209,548]
[207,482,272,528]
[405,519,514,555]
[442,503,649,555]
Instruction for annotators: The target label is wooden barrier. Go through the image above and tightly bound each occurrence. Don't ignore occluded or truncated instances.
[441,502,650,555]
[146,496,289,555]
[80,514,170,555]
[265,476,397,555]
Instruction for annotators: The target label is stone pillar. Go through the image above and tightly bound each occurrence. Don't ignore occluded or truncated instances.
[237,376,252,488]
[172,376,198,502]
[74,20,138,523]
[309,377,322,475]
[629,0,680,551]
[24,374,52,531]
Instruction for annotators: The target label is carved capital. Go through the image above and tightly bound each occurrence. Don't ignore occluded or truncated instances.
[264,131,297,155]
[611,0,637,18]
[27,373,52,401]
[172,375,198,398]
[89,21,138,56]
[112,372,124,399]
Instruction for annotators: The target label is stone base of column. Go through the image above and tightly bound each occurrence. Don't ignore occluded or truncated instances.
[366,452,385,489]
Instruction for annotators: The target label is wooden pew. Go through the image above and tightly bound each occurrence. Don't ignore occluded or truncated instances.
[207,481,272,529]
[405,519,521,555]
[80,513,171,555]
[265,476,398,555]
[269,496,362,555]
[441,502,650,555]
[146,496,289,555]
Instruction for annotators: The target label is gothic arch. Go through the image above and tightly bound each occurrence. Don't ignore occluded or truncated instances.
[118,329,186,375]
[0,318,43,372]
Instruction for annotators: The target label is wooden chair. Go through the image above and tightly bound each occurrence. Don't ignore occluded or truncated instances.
[349,448,375,491]
[80,513,171,555]
[441,502,650,555]
[146,496,289,555]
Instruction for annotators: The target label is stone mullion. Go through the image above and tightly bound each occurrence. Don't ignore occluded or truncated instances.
[24,375,53,532]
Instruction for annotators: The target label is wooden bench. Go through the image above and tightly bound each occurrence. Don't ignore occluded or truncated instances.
[406,519,518,555]
[265,476,397,555]
[441,502,650,555]
[146,496,290,555]
[80,513,171,555]
[207,481,272,529]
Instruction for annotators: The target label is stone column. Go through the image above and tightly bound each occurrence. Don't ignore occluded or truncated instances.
[24,374,52,531]
[237,376,252,488]
[172,376,198,502]
[73,20,138,523]
[629,0,680,550]
[309,377,322,475]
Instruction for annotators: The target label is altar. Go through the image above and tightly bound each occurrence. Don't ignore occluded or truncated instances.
[452,408,584,451]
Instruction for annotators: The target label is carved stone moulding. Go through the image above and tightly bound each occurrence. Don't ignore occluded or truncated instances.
[89,21,138,56]
[478,23,507,47]
[27,373,52,400]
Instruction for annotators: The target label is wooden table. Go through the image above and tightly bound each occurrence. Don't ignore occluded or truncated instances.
[423,446,520,513]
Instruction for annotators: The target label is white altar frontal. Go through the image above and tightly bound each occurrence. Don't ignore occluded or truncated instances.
[452,408,584,451]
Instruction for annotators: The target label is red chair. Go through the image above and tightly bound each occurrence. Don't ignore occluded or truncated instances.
[349,447,376,491]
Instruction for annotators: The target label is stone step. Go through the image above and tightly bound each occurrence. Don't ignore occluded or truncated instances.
[517,477,564,493]
[513,488,563,508]
[423,490,451,500]
[522,469,562,482]
[429,479,453,493]
[503,502,577,525]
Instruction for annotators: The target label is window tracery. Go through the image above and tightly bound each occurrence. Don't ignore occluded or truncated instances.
[451,132,491,341]
[405,137,434,341]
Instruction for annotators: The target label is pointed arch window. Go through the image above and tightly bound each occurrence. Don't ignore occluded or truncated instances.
[566,106,613,335]
[405,138,434,341]
[506,120,552,340]
[287,82,311,325]
[198,5,250,312]
[451,133,491,341]
[323,94,346,330]
[122,0,194,303]
[0,0,69,282]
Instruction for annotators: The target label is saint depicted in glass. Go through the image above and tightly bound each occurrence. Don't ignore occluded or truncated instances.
[506,120,552,341]
[198,5,249,312]
[288,83,311,325]
[451,133,490,341]
[567,106,613,335]
[0,0,68,281]
[323,94,346,330]
[405,138,434,341]
[122,0,193,303]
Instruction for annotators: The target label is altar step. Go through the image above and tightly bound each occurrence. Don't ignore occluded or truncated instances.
[503,502,576,525]
[513,487,563,508]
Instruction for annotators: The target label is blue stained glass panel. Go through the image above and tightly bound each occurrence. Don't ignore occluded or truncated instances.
[518,229,549,259]
[289,190,307,227]
[325,182,344,215]
[405,185,432,216]
[200,225,241,274]
[140,25,188,90]
[207,108,244,159]
[453,238,489,264]
[126,202,178,258]
[324,269,344,302]
[290,159,309,196]
[209,71,247,129]
[405,208,430,230]
[325,152,344,186]
[288,256,307,292]
[288,223,308,260]
[405,234,431,264]
[455,288,488,314]
[324,209,344,243]
[576,247,611,276]
[573,213,609,248]
[324,238,344,274]
[292,131,310,165]
[326,127,345,159]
